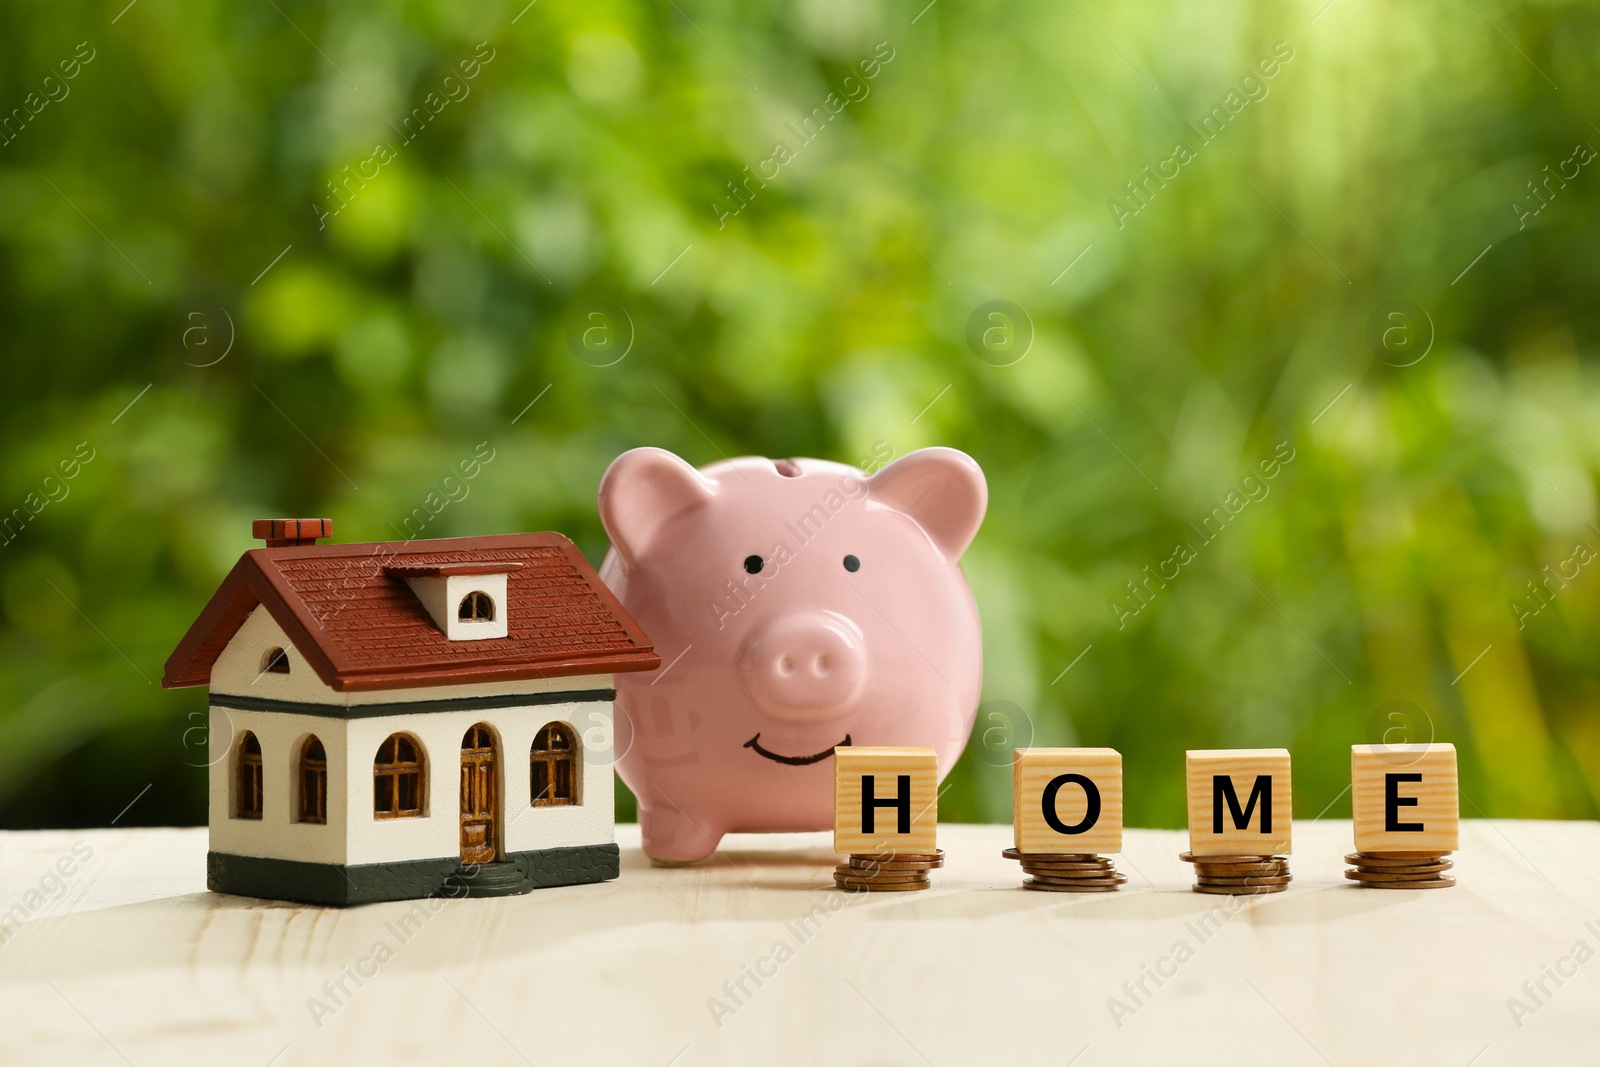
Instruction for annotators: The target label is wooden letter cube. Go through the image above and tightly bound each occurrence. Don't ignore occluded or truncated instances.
[834,747,938,855]
[1013,747,1122,855]
[1351,743,1458,854]
[1185,748,1292,857]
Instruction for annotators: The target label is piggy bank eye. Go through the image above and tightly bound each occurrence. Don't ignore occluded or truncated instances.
[743,555,764,575]
[842,554,860,572]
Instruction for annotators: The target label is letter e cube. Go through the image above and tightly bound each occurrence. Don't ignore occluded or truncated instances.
[1351,743,1458,854]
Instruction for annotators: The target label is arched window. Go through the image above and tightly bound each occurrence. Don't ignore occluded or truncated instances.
[261,647,290,674]
[235,732,263,820]
[531,722,578,806]
[458,591,495,622]
[374,734,425,818]
[299,736,328,824]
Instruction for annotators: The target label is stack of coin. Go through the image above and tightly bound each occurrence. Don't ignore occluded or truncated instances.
[1345,852,1455,889]
[1180,851,1292,894]
[1002,848,1128,893]
[834,850,943,892]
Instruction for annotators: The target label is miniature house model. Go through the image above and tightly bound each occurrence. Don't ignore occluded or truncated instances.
[162,519,659,905]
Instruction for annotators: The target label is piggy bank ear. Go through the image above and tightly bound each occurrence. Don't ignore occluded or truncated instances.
[865,447,987,559]
[598,447,716,568]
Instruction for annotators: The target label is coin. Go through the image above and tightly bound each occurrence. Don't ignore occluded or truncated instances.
[1013,855,1113,867]
[998,851,1100,870]
[1346,860,1452,875]
[1345,852,1448,867]
[1343,867,1452,881]
[849,858,941,872]
[1022,879,1121,893]
[1197,874,1293,887]
[1180,852,1286,864]
[1024,866,1127,879]
[1189,862,1288,876]
[1192,882,1288,895]
[835,865,929,879]
[1351,877,1456,890]
[834,866,928,883]
[1018,859,1115,868]
[834,878,931,892]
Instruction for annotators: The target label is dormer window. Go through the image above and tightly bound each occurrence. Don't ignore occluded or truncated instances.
[458,591,495,623]
[261,647,290,674]
[383,561,519,642]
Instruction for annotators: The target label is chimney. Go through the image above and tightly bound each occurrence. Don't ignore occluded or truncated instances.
[253,518,332,547]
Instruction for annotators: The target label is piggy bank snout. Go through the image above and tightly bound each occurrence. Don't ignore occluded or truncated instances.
[739,611,867,721]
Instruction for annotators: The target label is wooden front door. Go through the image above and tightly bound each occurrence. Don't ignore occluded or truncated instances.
[459,724,497,864]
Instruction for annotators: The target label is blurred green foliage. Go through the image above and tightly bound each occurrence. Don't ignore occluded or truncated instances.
[2,0,1597,830]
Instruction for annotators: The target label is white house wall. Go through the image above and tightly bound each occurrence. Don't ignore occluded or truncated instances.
[208,607,618,869]
[343,703,615,867]
[211,608,343,705]
[207,708,349,865]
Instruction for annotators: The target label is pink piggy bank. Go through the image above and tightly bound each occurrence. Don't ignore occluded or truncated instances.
[597,446,987,863]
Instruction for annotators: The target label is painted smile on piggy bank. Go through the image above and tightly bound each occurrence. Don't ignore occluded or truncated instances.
[597,445,987,864]
[742,732,853,766]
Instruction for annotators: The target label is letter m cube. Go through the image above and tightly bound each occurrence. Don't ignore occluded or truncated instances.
[1185,748,1292,857]
[834,747,937,855]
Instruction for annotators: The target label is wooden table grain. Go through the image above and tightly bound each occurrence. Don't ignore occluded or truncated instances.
[1,820,1596,1065]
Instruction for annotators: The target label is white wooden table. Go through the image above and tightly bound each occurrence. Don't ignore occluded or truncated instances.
[1,821,1596,1065]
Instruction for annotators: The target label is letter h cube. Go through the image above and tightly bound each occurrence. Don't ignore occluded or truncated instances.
[834,747,938,855]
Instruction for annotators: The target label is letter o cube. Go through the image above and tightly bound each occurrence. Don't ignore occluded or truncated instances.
[1012,747,1122,855]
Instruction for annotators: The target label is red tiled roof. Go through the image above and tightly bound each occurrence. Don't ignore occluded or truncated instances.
[163,533,659,693]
